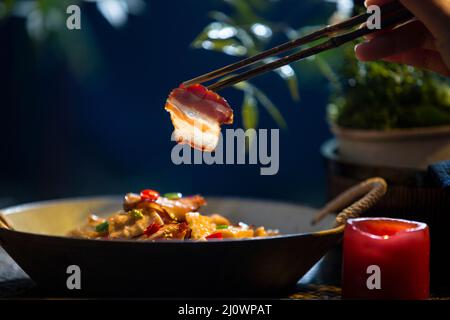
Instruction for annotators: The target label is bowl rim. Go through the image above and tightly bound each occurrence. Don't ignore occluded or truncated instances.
[0,195,344,244]
[331,124,450,141]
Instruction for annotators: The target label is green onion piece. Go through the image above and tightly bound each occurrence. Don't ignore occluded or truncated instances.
[163,192,182,200]
[95,221,109,233]
[130,209,144,219]
[216,225,229,230]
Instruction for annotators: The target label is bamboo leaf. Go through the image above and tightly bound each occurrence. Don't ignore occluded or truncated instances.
[249,22,272,41]
[274,64,300,102]
[224,0,260,23]
[191,22,236,43]
[192,38,247,56]
[232,81,287,129]
[96,0,129,28]
[264,57,300,102]
[313,55,342,94]
[191,22,248,56]
[207,11,235,24]
[234,27,256,55]
[241,92,259,129]
[254,88,288,129]
[232,80,253,93]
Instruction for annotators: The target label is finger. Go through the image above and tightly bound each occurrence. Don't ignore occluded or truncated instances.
[363,26,392,41]
[355,21,436,61]
[383,49,450,77]
[398,0,450,40]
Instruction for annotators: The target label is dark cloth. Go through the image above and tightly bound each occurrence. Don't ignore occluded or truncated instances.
[428,160,450,191]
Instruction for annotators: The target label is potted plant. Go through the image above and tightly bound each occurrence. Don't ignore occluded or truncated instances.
[327,48,450,169]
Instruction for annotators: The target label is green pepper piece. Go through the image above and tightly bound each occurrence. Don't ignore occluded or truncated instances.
[216,225,229,230]
[163,192,182,200]
[130,209,144,219]
[95,221,109,233]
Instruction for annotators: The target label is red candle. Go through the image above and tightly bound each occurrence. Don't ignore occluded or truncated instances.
[342,218,430,300]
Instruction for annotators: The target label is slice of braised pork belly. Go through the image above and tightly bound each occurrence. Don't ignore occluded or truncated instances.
[165,84,233,151]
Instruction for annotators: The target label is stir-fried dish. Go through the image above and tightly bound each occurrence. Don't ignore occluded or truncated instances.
[165,84,233,152]
[69,189,278,241]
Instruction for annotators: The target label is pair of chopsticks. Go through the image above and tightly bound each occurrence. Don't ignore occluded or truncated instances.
[183,1,414,91]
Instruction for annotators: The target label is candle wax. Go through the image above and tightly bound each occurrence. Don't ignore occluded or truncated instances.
[342,218,430,300]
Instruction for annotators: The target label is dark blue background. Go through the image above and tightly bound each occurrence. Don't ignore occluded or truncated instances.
[0,0,342,207]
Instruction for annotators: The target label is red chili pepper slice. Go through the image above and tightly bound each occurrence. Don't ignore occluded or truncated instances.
[206,232,223,240]
[140,189,160,202]
[144,222,161,237]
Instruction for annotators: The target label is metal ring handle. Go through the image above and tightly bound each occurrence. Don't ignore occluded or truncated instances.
[312,177,388,227]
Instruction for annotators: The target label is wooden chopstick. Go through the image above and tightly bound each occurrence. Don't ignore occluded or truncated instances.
[183,1,413,91]
[184,1,405,88]
[182,12,369,87]
[209,6,413,91]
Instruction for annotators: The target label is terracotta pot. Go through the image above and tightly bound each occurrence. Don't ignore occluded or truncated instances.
[332,125,450,169]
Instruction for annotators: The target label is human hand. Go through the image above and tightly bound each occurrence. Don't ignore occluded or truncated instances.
[355,0,450,77]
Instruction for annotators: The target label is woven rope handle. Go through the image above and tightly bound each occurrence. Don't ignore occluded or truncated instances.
[312,177,388,227]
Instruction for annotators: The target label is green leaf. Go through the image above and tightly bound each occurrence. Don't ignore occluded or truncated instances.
[163,192,182,200]
[224,0,260,23]
[234,27,256,54]
[198,22,238,40]
[207,11,235,24]
[313,55,342,94]
[232,81,250,92]
[233,81,287,129]
[274,64,300,102]
[253,87,287,129]
[96,0,129,28]
[216,225,229,230]
[262,57,299,102]
[130,209,144,220]
[191,22,248,56]
[249,22,273,41]
[191,38,247,56]
[95,221,109,233]
[241,92,259,129]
